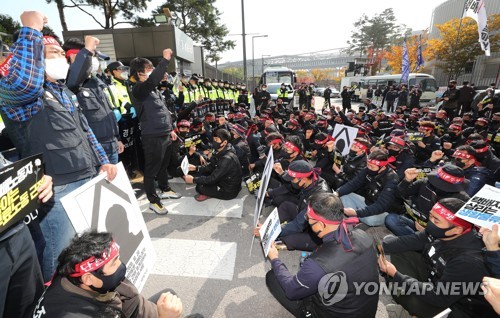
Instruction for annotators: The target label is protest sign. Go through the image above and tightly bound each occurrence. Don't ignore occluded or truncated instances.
[253,147,274,227]
[181,156,189,176]
[61,162,155,292]
[456,185,500,233]
[184,134,202,148]
[332,124,358,156]
[259,208,281,257]
[407,132,424,142]
[0,154,44,234]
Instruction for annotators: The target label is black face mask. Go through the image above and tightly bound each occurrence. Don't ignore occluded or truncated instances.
[348,150,358,157]
[178,131,189,138]
[90,263,127,294]
[425,221,456,239]
[280,149,293,160]
[388,149,401,157]
[212,140,224,150]
[367,168,379,176]
[475,124,486,131]
[451,158,466,169]
[291,180,301,190]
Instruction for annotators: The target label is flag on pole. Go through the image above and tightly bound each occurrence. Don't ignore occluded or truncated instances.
[463,0,490,56]
[401,40,410,84]
[416,35,424,71]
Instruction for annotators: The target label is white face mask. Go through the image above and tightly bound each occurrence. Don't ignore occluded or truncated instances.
[45,57,69,80]
[146,71,153,77]
[120,71,129,80]
[91,57,100,74]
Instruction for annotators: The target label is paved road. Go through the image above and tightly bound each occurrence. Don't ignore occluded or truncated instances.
[136,96,392,318]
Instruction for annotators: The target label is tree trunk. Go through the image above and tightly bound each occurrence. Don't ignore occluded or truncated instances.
[56,0,68,32]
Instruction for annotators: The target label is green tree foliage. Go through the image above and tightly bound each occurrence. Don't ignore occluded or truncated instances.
[137,0,235,61]
[346,8,410,56]
[0,14,59,45]
[221,67,244,80]
[46,0,151,30]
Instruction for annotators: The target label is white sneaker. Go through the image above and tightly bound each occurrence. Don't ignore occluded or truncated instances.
[149,202,168,215]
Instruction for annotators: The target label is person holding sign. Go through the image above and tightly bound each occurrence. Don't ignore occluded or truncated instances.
[265,193,379,317]
[32,231,183,318]
[183,129,242,201]
[0,11,117,282]
[379,198,496,318]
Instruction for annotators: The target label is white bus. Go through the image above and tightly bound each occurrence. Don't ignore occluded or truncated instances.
[359,73,438,104]
[260,66,296,85]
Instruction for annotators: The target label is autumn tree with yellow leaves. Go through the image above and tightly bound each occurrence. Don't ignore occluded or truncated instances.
[426,14,500,79]
[386,34,428,74]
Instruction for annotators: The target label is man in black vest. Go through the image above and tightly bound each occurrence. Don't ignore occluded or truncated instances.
[380,198,497,318]
[0,11,117,281]
[265,192,379,317]
[130,49,181,216]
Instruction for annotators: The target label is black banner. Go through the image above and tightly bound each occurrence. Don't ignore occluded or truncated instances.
[0,154,44,234]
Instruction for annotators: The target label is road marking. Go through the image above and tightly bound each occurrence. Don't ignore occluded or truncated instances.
[142,196,246,218]
[151,238,237,280]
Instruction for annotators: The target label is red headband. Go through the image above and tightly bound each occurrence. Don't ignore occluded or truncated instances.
[449,124,462,131]
[287,168,313,179]
[353,141,368,151]
[368,159,389,167]
[315,136,334,145]
[436,167,464,184]
[43,36,61,47]
[66,49,80,56]
[307,205,344,225]
[432,202,472,231]
[269,138,283,145]
[475,146,489,154]
[284,141,300,153]
[70,241,120,277]
[453,150,474,160]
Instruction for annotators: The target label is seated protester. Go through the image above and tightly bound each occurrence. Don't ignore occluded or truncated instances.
[266,136,305,207]
[326,138,370,190]
[246,122,262,164]
[183,129,243,201]
[385,165,470,237]
[230,123,250,178]
[338,149,403,227]
[265,193,379,318]
[170,120,206,177]
[271,160,331,223]
[470,140,500,182]
[315,117,332,135]
[379,199,497,318]
[32,231,183,318]
[451,145,493,196]
[413,121,442,165]
[302,124,317,157]
[385,136,415,180]
[463,117,489,139]
[250,132,283,174]
[407,113,420,131]
[480,224,500,278]
[311,133,340,172]
[191,118,211,147]
[372,112,393,137]
[434,110,449,137]
[284,119,305,144]
[441,123,467,158]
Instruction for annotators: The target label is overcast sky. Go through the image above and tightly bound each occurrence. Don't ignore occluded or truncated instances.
[6,0,445,63]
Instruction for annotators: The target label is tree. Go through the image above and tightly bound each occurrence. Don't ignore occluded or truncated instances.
[386,33,429,74]
[426,14,500,80]
[46,0,151,30]
[296,70,314,84]
[141,1,235,61]
[0,14,21,44]
[221,67,244,80]
[346,9,409,57]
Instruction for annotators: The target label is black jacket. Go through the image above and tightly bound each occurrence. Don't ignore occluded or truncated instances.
[194,144,242,194]
[384,231,497,317]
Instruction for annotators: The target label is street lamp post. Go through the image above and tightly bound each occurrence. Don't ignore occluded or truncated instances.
[252,35,268,85]
[241,0,248,86]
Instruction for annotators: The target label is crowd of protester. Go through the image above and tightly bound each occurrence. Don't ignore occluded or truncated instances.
[1,10,500,318]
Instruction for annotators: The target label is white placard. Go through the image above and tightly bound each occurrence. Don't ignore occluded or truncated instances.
[253,147,274,227]
[61,162,155,292]
[456,184,500,234]
[259,208,281,257]
[332,124,359,156]
[181,155,189,176]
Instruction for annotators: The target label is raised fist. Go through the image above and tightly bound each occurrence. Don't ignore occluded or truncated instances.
[163,48,174,60]
[20,11,46,32]
[84,36,100,53]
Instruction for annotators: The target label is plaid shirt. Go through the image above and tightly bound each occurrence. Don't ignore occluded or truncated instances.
[0,27,109,165]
